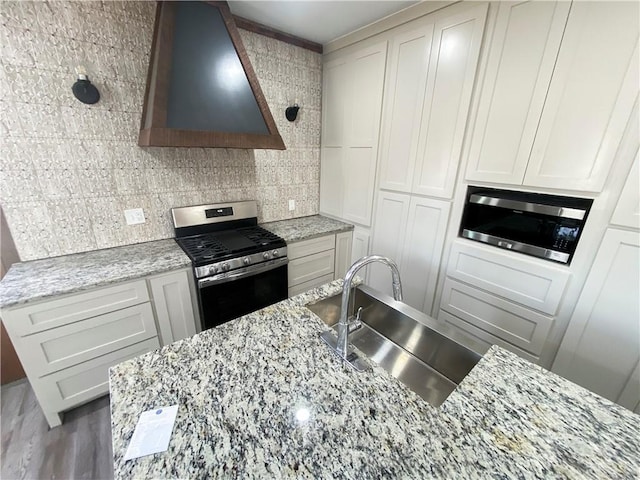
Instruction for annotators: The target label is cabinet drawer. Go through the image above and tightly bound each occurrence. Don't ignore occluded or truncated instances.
[447,240,569,314]
[36,338,159,412]
[438,309,539,364]
[441,278,553,356]
[20,303,157,377]
[288,250,335,287]
[7,280,149,336]
[288,235,335,260]
[288,273,335,298]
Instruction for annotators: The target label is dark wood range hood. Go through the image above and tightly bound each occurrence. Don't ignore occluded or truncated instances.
[139,1,285,149]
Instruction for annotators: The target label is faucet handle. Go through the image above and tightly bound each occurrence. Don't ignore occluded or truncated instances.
[349,306,363,323]
[347,307,364,334]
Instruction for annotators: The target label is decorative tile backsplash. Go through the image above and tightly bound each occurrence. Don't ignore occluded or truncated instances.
[0,1,321,261]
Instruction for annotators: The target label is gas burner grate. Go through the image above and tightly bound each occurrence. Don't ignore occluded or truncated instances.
[177,235,230,260]
[241,226,283,246]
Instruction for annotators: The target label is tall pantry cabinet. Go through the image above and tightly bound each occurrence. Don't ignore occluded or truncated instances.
[320,1,488,315]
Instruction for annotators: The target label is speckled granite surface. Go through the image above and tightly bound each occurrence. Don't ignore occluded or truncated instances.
[262,215,353,243]
[109,280,640,479]
[0,239,190,309]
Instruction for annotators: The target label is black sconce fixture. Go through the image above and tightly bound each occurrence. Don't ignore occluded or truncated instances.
[72,67,100,105]
[285,103,300,122]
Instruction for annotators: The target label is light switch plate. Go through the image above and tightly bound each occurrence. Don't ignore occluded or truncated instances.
[288,199,295,211]
[124,208,145,225]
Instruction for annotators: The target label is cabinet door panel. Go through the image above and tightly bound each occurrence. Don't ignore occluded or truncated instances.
[319,58,348,218]
[342,147,378,225]
[19,303,156,377]
[413,3,487,198]
[149,269,198,346]
[321,59,348,147]
[352,229,370,262]
[319,147,344,218]
[379,26,434,193]
[400,197,450,315]
[441,278,553,356]
[553,229,640,409]
[611,153,640,229]
[334,231,353,279]
[524,2,640,191]
[447,240,570,315]
[438,309,539,364]
[342,42,387,226]
[369,192,410,295]
[466,1,570,184]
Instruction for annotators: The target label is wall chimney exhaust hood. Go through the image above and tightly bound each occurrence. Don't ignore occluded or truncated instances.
[139,1,285,149]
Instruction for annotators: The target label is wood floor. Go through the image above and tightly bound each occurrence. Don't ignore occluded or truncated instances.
[1,379,114,479]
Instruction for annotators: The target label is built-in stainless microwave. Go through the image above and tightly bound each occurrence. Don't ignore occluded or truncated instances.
[459,187,593,264]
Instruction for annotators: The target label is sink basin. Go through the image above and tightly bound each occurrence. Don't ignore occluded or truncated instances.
[307,284,488,407]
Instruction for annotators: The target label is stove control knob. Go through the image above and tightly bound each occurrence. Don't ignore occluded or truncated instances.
[273,250,280,258]
[263,252,270,260]
[222,263,230,272]
[243,257,250,266]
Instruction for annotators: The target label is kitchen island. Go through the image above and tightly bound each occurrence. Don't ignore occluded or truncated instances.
[109,280,640,478]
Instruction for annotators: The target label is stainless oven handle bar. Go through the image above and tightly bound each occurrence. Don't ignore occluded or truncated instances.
[198,257,288,288]
[461,230,570,264]
[469,194,586,220]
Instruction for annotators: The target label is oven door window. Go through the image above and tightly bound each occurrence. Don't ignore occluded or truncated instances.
[199,264,288,330]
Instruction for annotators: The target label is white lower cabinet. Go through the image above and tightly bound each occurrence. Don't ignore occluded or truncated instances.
[149,268,199,344]
[369,192,410,296]
[370,191,450,315]
[440,278,553,362]
[438,240,570,364]
[334,231,353,279]
[1,269,199,428]
[287,231,353,297]
[553,228,640,412]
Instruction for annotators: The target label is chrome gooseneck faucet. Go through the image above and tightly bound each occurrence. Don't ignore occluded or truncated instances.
[321,255,403,371]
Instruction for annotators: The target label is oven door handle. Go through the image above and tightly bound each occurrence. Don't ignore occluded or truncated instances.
[198,258,288,288]
[469,194,586,220]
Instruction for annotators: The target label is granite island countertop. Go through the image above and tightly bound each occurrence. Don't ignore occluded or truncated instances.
[0,239,190,309]
[109,280,640,479]
[261,215,353,243]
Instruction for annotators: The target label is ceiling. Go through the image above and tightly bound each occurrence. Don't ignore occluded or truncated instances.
[228,1,419,45]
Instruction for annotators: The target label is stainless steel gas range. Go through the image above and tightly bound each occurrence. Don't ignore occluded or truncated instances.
[172,201,288,330]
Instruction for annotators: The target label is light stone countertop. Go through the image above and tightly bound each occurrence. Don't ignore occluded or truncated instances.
[262,215,353,243]
[0,215,352,309]
[109,279,640,479]
[0,239,191,309]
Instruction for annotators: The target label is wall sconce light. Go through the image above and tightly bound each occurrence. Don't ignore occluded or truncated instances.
[285,103,300,122]
[72,66,100,105]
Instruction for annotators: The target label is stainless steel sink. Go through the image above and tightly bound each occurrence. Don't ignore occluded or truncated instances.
[307,284,488,407]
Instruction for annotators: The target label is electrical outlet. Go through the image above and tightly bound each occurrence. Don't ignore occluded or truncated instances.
[288,199,295,211]
[124,208,145,225]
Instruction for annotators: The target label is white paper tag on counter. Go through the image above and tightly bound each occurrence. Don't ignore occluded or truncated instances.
[124,405,178,461]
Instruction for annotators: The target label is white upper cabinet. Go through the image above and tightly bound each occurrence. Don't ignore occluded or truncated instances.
[319,58,348,218]
[524,2,639,192]
[412,3,487,199]
[378,4,487,199]
[320,42,388,226]
[378,26,434,193]
[611,153,640,229]
[465,1,570,184]
[466,1,639,193]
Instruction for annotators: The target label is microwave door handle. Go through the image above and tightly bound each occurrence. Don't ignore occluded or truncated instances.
[198,258,288,288]
[469,194,586,220]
